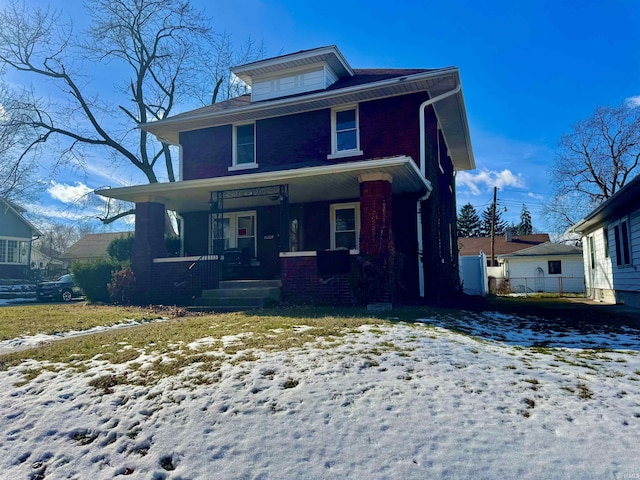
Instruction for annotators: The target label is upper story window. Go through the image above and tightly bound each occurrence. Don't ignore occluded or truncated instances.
[330,202,360,250]
[231,123,257,171]
[328,106,363,159]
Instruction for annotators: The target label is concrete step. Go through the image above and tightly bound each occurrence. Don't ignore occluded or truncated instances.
[219,279,282,289]
[194,279,282,311]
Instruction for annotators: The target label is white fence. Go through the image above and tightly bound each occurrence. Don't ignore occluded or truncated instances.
[497,276,585,295]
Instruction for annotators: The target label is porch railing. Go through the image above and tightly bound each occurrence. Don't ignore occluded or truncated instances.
[188,255,220,303]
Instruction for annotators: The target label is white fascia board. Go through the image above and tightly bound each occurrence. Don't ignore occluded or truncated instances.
[95,156,431,202]
[231,45,354,86]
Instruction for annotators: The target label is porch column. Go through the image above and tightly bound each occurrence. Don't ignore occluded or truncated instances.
[358,173,393,256]
[132,201,167,304]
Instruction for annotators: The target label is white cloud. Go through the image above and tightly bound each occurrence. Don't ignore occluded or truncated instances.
[47,181,93,204]
[625,95,640,108]
[456,169,525,195]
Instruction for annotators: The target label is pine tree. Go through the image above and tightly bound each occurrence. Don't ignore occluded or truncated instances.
[457,203,481,237]
[516,204,533,235]
[481,203,507,237]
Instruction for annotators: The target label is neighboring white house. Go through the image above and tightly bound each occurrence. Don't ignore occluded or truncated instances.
[570,174,640,308]
[498,242,584,294]
[458,233,550,295]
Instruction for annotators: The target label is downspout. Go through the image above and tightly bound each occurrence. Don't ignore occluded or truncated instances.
[417,83,461,298]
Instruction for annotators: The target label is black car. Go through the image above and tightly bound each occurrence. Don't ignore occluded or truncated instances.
[36,274,79,302]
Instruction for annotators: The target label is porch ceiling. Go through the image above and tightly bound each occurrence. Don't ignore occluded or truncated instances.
[96,156,430,213]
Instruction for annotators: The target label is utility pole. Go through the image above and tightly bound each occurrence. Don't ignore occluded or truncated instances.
[490,186,497,267]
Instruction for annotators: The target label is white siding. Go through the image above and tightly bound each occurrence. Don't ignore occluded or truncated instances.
[251,66,326,102]
[610,209,640,293]
[583,226,614,293]
[503,256,585,293]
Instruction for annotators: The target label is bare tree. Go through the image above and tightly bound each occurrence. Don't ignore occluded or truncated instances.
[0,80,43,202]
[546,103,640,231]
[0,0,263,224]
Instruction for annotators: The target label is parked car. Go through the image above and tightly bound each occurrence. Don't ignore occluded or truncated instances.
[36,274,79,302]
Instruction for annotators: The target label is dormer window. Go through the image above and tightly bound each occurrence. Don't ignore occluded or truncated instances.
[230,123,258,171]
[328,105,363,159]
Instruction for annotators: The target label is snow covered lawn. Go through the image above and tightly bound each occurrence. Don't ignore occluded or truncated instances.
[1,310,639,479]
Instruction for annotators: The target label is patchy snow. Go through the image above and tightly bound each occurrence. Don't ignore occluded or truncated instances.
[0,318,170,354]
[0,313,639,479]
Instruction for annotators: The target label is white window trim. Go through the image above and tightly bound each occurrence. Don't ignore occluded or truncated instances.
[231,122,258,170]
[328,105,363,159]
[209,210,257,256]
[611,217,633,267]
[0,236,30,265]
[330,202,360,251]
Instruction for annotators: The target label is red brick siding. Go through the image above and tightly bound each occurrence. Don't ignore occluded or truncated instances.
[359,179,393,256]
[132,202,167,303]
[281,255,355,305]
[178,92,429,181]
[181,125,232,180]
[359,92,428,168]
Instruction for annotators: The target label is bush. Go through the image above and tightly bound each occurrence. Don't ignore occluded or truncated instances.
[107,235,135,262]
[71,260,119,303]
[108,265,136,305]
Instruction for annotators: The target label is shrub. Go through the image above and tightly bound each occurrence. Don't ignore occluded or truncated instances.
[108,265,136,305]
[71,260,119,303]
[107,235,135,262]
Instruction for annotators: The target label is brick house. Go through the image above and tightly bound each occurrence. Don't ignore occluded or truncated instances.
[97,46,475,305]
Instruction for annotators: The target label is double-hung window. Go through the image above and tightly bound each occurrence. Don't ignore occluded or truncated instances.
[613,218,632,267]
[329,106,362,159]
[231,123,257,170]
[330,203,360,250]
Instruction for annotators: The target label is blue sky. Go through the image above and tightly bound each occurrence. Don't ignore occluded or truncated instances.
[14,0,640,233]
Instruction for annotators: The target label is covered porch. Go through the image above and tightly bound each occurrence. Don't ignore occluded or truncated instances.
[97,156,431,305]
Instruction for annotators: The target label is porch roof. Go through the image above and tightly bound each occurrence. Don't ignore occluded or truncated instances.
[96,156,431,213]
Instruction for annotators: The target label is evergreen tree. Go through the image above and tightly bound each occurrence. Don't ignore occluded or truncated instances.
[457,203,481,237]
[516,204,533,235]
[481,203,507,237]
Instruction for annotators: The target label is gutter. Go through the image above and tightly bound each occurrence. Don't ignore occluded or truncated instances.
[416,84,462,298]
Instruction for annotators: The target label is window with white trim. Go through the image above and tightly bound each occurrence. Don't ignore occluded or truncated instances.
[548,260,562,275]
[330,203,360,250]
[232,123,256,169]
[0,238,28,264]
[329,106,362,158]
[210,211,257,257]
[613,218,632,266]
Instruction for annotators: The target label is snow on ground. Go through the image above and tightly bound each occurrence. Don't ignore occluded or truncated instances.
[1,312,639,479]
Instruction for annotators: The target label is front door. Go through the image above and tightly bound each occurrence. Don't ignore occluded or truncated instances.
[210,211,257,257]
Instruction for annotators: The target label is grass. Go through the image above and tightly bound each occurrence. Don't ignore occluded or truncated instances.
[0,305,390,386]
[0,303,170,340]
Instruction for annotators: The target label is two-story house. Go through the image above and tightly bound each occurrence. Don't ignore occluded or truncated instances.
[97,46,475,306]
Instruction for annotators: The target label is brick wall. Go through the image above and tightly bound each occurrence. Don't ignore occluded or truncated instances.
[132,202,167,304]
[178,91,429,182]
[280,255,355,305]
[359,178,393,256]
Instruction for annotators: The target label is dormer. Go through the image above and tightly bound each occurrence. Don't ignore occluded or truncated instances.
[231,45,355,103]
